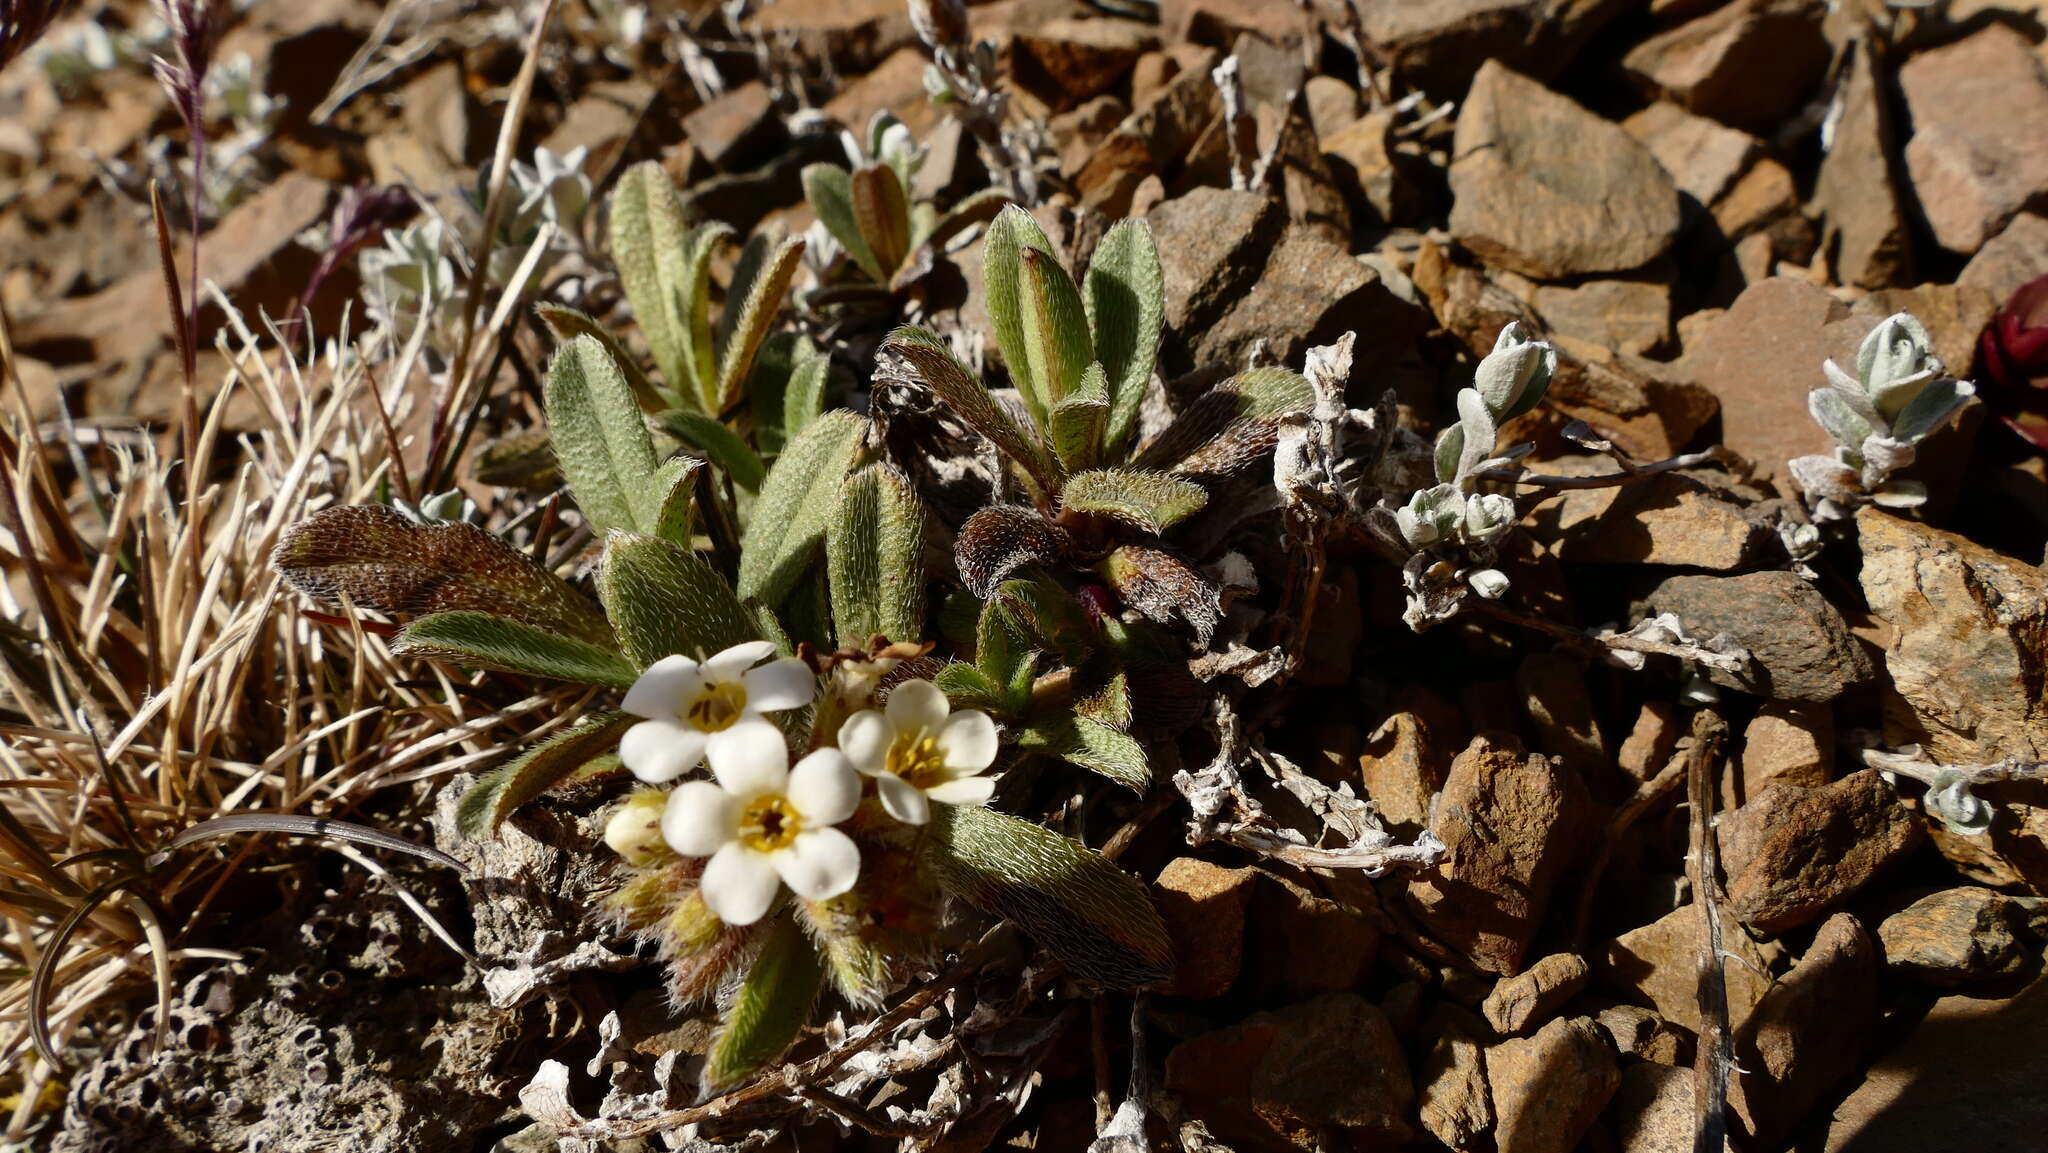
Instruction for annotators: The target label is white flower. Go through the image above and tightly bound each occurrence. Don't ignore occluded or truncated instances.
[619,641,815,784]
[837,680,998,825]
[662,747,863,925]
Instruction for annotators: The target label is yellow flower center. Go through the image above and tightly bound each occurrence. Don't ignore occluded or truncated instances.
[686,681,748,731]
[887,731,949,790]
[738,794,802,853]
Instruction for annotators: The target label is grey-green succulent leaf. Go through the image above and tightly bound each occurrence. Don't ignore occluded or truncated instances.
[543,335,664,536]
[1888,375,1976,443]
[920,804,1172,989]
[1473,322,1556,422]
[1810,386,1877,451]
[393,611,640,688]
[598,531,760,668]
[827,465,928,647]
[1082,218,1163,454]
[737,410,869,606]
[702,915,825,1091]
[455,712,634,838]
[1856,312,1942,419]
[1059,468,1208,534]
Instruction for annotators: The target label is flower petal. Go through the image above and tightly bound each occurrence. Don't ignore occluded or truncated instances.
[706,719,789,797]
[619,718,708,783]
[701,639,778,682]
[743,657,817,712]
[884,678,948,734]
[786,748,860,826]
[936,710,999,773]
[926,775,996,808]
[875,773,931,825]
[661,781,737,856]
[620,654,700,719]
[772,827,861,901]
[837,710,895,775]
[700,843,781,925]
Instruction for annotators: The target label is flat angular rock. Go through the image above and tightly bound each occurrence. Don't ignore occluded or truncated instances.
[1900,24,2048,254]
[1405,734,1585,976]
[1482,952,1591,1036]
[1601,901,1774,1033]
[1540,468,1771,570]
[681,81,783,171]
[1152,858,1255,999]
[1164,993,1414,1150]
[1357,691,1458,835]
[1813,42,1913,288]
[1736,913,1881,1146]
[1243,873,1379,1003]
[1623,99,1761,207]
[1959,212,2048,303]
[1609,1063,1695,1153]
[1417,1005,1494,1150]
[1148,187,1284,345]
[1721,772,1922,934]
[1486,1016,1620,1153]
[1731,700,1832,808]
[1012,17,1157,111]
[1644,571,1874,703]
[1622,0,1829,132]
[1449,61,1680,279]
[1879,886,2032,986]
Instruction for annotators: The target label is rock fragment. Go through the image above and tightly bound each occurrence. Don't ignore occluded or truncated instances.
[1901,24,2048,254]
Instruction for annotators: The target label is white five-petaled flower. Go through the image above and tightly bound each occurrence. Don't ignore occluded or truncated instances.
[662,747,863,925]
[619,641,814,784]
[837,679,998,825]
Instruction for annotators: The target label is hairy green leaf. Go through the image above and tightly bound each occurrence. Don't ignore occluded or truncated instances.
[1016,714,1150,791]
[1048,362,1109,473]
[983,205,1060,429]
[650,455,701,547]
[715,234,805,411]
[394,612,639,688]
[544,335,662,535]
[702,914,825,1090]
[674,221,736,406]
[598,532,759,668]
[803,163,886,284]
[1100,544,1220,644]
[883,325,1057,491]
[1134,367,1315,476]
[535,304,664,412]
[737,411,868,606]
[659,408,767,493]
[955,505,1070,599]
[851,162,912,279]
[1059,468,1207,534]
[934,660,1012,716]
[748,333,830,457]
[827,465,928,647]
[1019,246,1094,413]
[274,504,613,646]
[1083,219,1163,455]
[974,592,1037,716]
[456,712,634,838]
[922,805,1172,989]
[607,163,694,403]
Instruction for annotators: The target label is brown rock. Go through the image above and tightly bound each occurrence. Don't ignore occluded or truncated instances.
[1594,1001,1692,1065]
[1731,701,1832,809]
[1127,50,1180,105]
[1610,1062,1695,1153]
[1357,692,1459,835]
[1515,651,1609,783]
[1486,1016,1620,1153]
[1353,0,1631,102]
[1959,211,2048,303]
[1541,468,1771,570]
[1623,100,1761,207]
[1319,110,1427,229]
[1152,858,1255,999]
[682,81,783,171]
[1618,700,1682,782]
[1148,187,1285,352]
[1164,0,1317,48]
[823,46,939,138]
[1482,952,1591,1036]
[1880,886,2032,986]
[1645,571,1874,703]
[1813,41,1913,288]
[1049,94,1130,180]
[1257,105,1351,242]
[1722,771,1923,934]
[1417,1005,1494,1150]
[1601,902,1774,1033]
[1622,0,1829,131]
[1243,873,1379,1003]
[1736,913,1881,1146]
[1711,155,1799,239]
[1536,348,1720,461]
[1076,55,1222,215]
[1901,24,2048,254]
[1672,276,1870,478]
[1449,61,1680,279]
[747,0,915,73]
[1521,276,1672,357]
[1012,17,1157,111]
[1164,993,1414,1150]
[1406,734,1585,976]
[1304,74,1361,141]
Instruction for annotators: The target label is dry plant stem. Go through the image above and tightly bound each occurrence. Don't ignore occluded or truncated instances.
[1483,449,1723,495]
[1859,748,2048,786]
[1683,708,1732,1153]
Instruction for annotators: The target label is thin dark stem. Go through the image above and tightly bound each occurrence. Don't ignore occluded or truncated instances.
[1683,709,1732,1153]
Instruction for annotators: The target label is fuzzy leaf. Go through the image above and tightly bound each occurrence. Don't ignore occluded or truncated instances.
[702,915,825,1090]
[1083,219,1163,454]
[935,660,1012,715]
[659,408,767,493]
[737,411,868,606]
[1809,387,1876,451]
[974,591,1038,715]
[1099,544,1219,644]
[1453,388,1495,480]
[535,304,664,412]
[923,187,1009,256]
[984,205,1060,429]
[274,504,612,646]
[1889,376,1974,443]
[1048,362,1109,473]
[598,532,759,668]
[1016,714,1150,791]
[544,335,663,535]
[883,325,1057,491]
[1135,367,1314,476]
[1019,246,1094,413]
[827,465,928,647]
[748,333,830,457]
[803,163,886,284]
[394,612,639,688]
[674,221,735,405]
[1059,468,1208,534]
[922,805,1172,989]
[715,234,805,411]
[456,712,634,838]
[607,163,695,403]
[851,162,912,279]
[955,506,1070,599]
[651,456,702,547]
[718,234,770,356]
